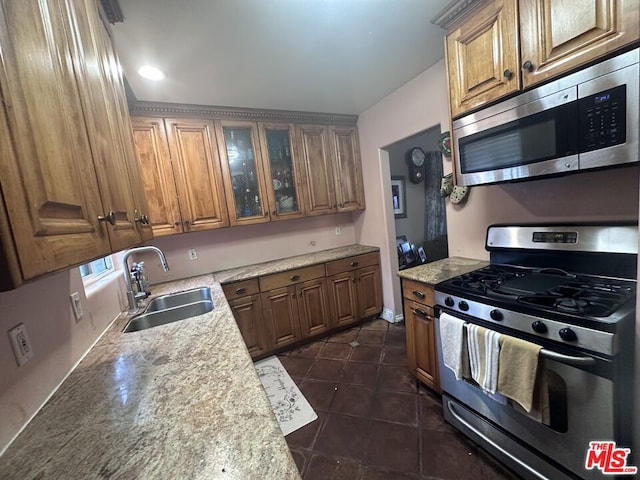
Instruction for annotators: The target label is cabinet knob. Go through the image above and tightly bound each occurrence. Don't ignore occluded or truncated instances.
[235,287,247,295]
[264,211,269,217]
[522,60,534,72]
[174,221,181,227]
[290,274,300,281]
[272,211,277,216]
[142,215,150,225]
[503,69,513,79]
[98,211,116,226]
[183,220,190,227]
[412,290,425,299]
[349,261,358,267]
[340,203,344,208]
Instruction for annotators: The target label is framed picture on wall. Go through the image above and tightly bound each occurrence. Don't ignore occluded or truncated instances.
[391,176,406,218]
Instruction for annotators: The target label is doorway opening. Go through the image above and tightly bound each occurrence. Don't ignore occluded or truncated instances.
[386,125,448,271]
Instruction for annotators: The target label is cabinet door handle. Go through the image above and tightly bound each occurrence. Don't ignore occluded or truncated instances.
[183,220,190,227]
[298,291,302,296]
[413,308,428,318]
[264,211,269,217]
[349,261,358,267]
[522,60,534,72]
[503,69,513,79]
[98,211,116,226]
[235,287,247,295]
[412,290,425,299]
[174,221,181,227]
[272,211,277,216]
[290,274,300,281]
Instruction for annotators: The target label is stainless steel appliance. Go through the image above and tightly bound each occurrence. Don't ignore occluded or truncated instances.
[453,48,639,186]
[434,224,637,480]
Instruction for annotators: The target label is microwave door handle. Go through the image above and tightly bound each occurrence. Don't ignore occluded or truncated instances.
[446,399,549,480]
[539,349,596,366]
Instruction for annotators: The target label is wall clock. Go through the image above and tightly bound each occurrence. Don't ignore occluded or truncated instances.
[406,147,425,184]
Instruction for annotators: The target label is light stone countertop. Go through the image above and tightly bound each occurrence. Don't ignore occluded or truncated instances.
[396,256,489,285]
[0,274,301,480]
[214,244,379,284]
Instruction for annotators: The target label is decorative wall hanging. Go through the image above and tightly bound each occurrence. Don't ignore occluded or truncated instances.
[391,176,407,218]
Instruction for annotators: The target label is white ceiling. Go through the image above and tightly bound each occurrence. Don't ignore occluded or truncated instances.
[112,0,451,115]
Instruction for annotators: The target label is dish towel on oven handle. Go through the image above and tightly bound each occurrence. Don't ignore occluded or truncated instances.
[467,324,501,394]
[497,335,549,424]
[439,312,469,380]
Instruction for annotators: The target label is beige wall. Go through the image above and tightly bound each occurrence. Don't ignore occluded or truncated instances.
[356,59,451,317]
[0,268,126,454]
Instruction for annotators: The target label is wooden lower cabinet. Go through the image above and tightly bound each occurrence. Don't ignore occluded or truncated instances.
[327,271,358,327]
[261,286,302,349]
[226,251,383,359]
[356,265,383,318]
[402,280,441,393]
[297,278,332,337]
[228,294,269,357]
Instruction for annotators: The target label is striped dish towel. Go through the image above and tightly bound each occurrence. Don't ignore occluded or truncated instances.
[466,324,502,394]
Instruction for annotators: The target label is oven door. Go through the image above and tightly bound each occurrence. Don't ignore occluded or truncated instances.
[435,309,616,480]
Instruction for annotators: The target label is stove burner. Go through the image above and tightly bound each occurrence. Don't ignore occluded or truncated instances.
[439,264,635,319]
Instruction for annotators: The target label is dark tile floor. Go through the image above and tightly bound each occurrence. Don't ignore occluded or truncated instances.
[278,318,521,480]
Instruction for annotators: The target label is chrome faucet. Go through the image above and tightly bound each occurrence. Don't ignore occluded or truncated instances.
[123,246,170,314]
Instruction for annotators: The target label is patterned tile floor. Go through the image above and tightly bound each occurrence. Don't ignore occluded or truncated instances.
[278,318,521,480]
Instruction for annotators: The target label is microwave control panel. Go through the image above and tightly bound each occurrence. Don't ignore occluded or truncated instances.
[579,85,626,152]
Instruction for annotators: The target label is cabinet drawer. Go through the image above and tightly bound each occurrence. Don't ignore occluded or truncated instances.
[401,278,435,306]
[259,264,325,291]
[222,278,260,300]
[325,252,379,276]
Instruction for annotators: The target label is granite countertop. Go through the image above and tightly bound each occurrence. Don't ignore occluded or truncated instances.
[0,275,300,480]
[214,244,379,284]
[396,256,489,285]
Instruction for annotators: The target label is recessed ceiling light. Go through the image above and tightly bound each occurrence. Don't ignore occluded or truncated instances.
[137,65,165,81]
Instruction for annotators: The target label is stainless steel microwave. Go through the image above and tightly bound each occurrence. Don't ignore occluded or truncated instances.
[452,48,639,186]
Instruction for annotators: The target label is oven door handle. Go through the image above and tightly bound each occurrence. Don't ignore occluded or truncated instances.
[446,399,549,480]
[539,349,596,366]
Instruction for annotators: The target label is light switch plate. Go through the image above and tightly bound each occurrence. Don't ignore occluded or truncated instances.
[70,292,83,321]
[8,323,33,366]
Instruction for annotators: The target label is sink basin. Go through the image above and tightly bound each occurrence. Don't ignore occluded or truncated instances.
[123,287,214,333]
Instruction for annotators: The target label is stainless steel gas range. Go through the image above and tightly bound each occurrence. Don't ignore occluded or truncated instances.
[434,224,637,480]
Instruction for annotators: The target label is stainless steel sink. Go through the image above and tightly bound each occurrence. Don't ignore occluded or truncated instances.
[123,287,214,333]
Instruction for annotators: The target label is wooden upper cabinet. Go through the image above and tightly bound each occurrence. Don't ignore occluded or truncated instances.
[519,0,640,88]
[258,123,306,220]
[0,0,111,286]
[330,126,365,212]
[216,121,270,226]
[131,117,182,237]
[63,0,142,251]
[442,0,640,117]
[295,124,336,215]
[166,118,230,232]
[445,0,520,118]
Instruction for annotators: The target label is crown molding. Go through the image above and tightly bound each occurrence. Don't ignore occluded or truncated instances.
[131,101,359,125]
[431,0,484,30]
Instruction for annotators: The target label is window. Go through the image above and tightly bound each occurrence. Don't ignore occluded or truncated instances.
[80,255,114,281]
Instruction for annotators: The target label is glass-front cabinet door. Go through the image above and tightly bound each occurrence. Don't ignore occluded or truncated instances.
[216,121,269,226]
[259,124,304,220]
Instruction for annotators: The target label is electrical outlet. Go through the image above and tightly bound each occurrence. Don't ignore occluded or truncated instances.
[8,323,33,366]
[70,292,83,321]
[335,226,341,235]
[188,249,198,260]
[381,308,394,322]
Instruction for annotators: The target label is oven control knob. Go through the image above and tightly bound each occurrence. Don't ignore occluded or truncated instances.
[445,297,455,307]
[531,321,547,334]
[490,309,503,321]
[559,327,578,342]
[458,301,469,311]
